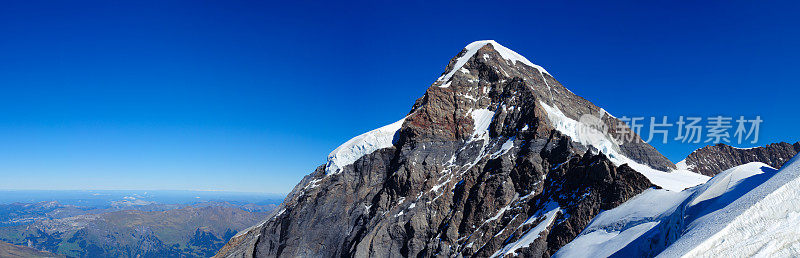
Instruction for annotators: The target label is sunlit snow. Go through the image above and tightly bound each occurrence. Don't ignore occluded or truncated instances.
[437,40,549,84]
[325,117,406,174]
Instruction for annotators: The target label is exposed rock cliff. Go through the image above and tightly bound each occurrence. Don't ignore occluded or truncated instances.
[680,142,800,176]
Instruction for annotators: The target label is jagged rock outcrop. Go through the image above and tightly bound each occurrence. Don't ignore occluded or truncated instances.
[680,142,800,176]
[216,40,681,257]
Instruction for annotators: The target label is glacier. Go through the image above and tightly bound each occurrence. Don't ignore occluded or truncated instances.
[556,154,800,257]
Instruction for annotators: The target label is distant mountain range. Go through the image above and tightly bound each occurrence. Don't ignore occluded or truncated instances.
[0,190,283,208]
[0,191,281,257]
[0,201,274,257]
[679,141,800,176]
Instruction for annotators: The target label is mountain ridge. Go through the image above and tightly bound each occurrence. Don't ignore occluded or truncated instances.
[0,202,271,257]
[679,141,800,176]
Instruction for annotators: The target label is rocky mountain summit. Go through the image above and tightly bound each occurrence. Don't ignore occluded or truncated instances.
[680,142,800,176]
[216,40,708,257]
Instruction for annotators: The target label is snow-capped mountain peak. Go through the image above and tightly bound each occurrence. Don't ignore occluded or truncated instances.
[437,40,549,83]
[217,41,718,257]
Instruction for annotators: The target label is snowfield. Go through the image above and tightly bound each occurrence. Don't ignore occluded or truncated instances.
[661,155,800,257]
[557,154,800,257]
[492,206,562,257]
[554,188,691,257]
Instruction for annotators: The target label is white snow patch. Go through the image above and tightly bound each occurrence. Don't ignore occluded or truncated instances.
[520,191,537,201]
[731,146,760,150]
[557,222,659,258]
[304,178,323,189]
[627,162,710,192]
[599,108,616,119]
[492,207,561,257]
[538,101,622,162]
[487,40,550,75]
[275,208,285,217]
[430,177,451,193]
[437,40,549,83]
[675,159,692,170]
[325,117,406,174]
[490,138,515,159]
[463,94,478,101]
[486,205,511,223]
[470,108,495,140]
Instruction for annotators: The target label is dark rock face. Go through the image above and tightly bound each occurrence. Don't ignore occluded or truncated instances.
[682,142,800,176]
[216,41,669,257]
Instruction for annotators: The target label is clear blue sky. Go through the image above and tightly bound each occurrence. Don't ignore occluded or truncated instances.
[1,1,798,193]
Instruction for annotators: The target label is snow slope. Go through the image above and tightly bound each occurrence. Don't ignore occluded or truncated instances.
[470,108,495,140]
[491,206,562,257]
[660,155,800,257]
[538,100,709,191]
[437,40,549,84]
[325,117,406,174]
[555,159,791,257]
[553,188,691,257]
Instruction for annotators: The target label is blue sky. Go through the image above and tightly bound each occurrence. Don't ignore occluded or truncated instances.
[1,1,798,193]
